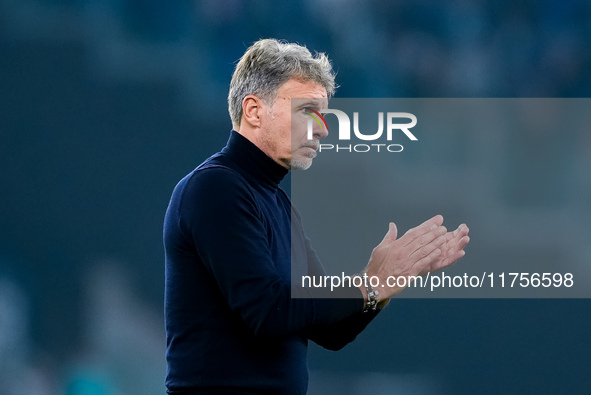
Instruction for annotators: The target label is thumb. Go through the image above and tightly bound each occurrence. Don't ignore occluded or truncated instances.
[386,222,398,241]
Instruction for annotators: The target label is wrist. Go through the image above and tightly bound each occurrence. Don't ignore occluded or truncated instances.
[357,272,389,311]
[358,272,380,313]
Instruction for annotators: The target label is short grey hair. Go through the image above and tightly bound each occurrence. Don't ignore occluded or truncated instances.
[228,39,336,128]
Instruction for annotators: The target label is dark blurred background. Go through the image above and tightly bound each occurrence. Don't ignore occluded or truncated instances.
[0,0,590,394]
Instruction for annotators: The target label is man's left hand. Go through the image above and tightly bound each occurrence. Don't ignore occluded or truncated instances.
[419,223,470,276]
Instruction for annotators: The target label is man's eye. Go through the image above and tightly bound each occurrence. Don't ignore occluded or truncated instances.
[302,107,310,113]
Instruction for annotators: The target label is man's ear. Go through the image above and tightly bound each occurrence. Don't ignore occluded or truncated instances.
[241,95,262,128]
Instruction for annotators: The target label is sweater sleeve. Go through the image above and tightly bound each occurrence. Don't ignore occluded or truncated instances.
[178,167,364,339]
[301,233,380,350]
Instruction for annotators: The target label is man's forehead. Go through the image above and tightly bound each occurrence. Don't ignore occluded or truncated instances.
[290,98,328,110]
[277,79,328,101]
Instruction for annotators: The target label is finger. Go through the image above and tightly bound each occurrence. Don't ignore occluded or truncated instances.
[442,236,470,265]
[385,222,398,242]
[448,233,470,249]
[377,222,399,246]
[405,225,447,257]
[402,222,446,248]
[433,245,467,271]
[445,231,454,243]
[442,235,470,258]
[409,233,446,259]
[446,226,468,247]
[452,224,469,239]
[456,235,470,250]
[402,215,444,241]
[413,245,443,271]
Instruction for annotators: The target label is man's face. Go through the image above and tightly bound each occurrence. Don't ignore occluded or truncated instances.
[259,79,328,170]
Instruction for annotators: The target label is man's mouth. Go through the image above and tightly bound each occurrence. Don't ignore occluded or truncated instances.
[300,142,319,151]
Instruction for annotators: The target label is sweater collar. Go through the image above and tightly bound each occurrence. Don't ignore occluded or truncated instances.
[221,130,289,188]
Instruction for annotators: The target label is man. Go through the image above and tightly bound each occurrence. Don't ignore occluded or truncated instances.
[163,39,470,394]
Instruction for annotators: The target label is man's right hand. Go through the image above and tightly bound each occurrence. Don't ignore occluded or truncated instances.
[363,215,464,300]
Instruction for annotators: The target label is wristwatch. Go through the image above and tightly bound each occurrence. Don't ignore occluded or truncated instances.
[363,280,380,313]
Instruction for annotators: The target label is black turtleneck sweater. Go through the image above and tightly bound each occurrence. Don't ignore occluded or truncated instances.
[164,131,378,394]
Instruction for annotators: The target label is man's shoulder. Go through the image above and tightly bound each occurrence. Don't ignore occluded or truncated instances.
[168,154,261,227]
[171,153,254,207]
[179,155,248,194]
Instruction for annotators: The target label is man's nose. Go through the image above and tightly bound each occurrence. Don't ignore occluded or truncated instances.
[312,121,329,140]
